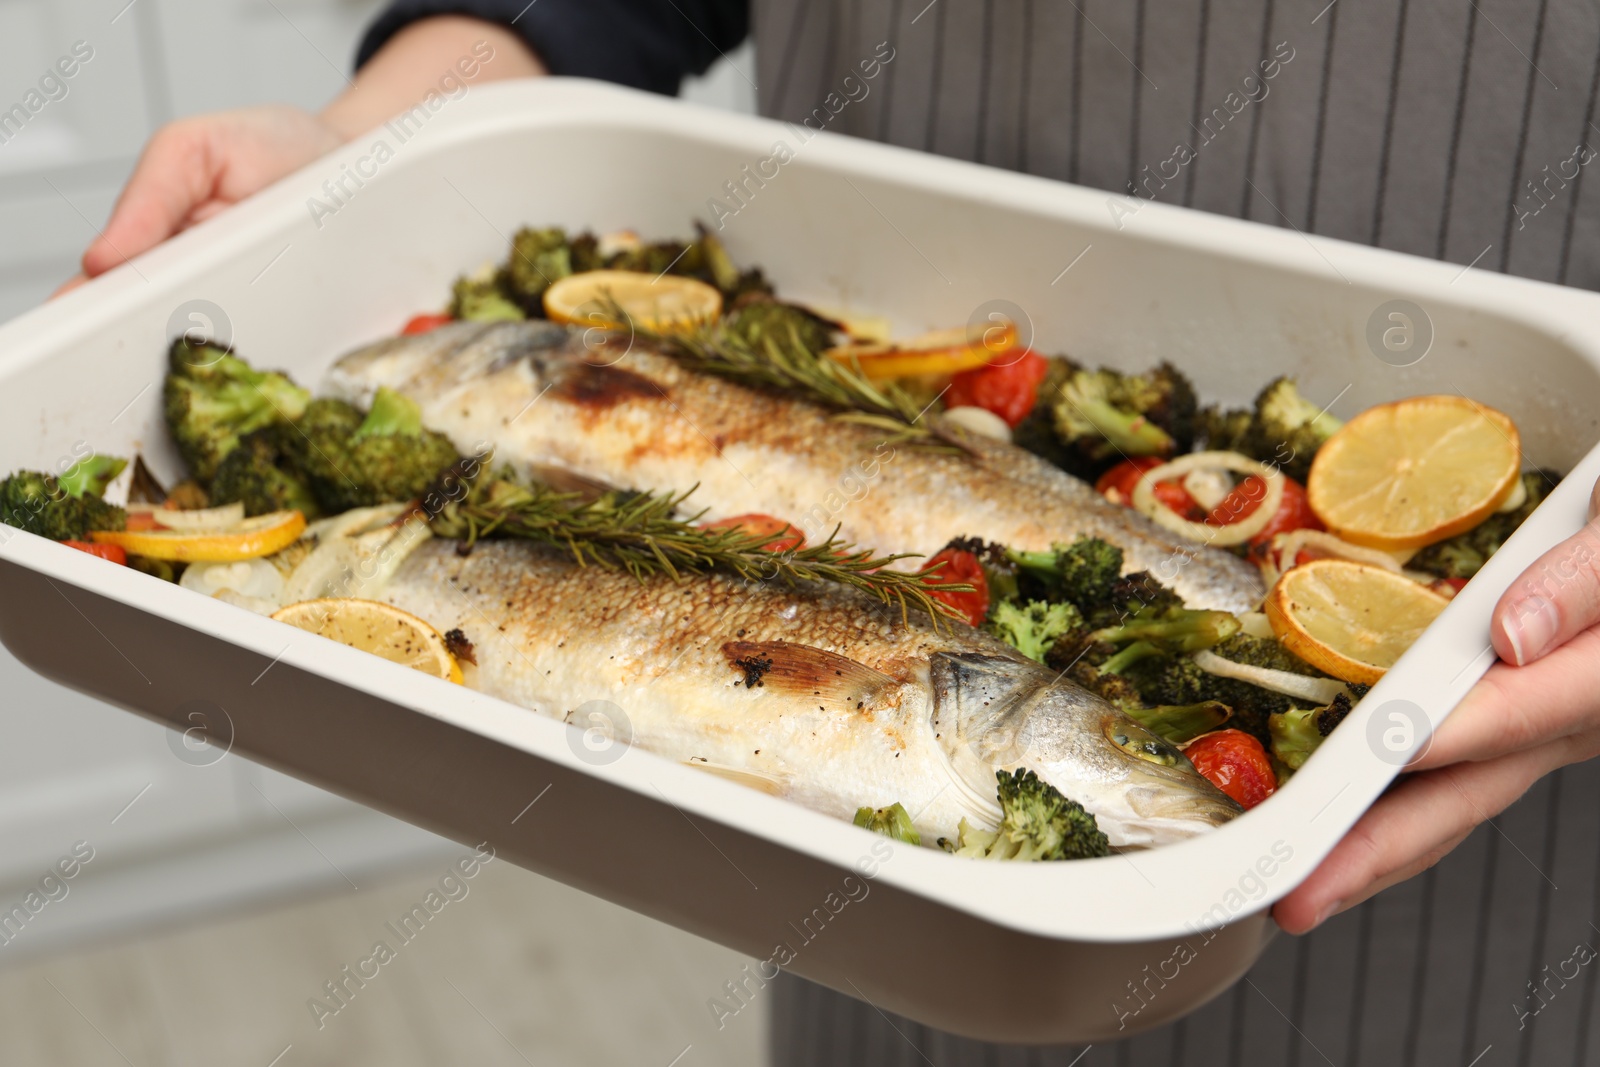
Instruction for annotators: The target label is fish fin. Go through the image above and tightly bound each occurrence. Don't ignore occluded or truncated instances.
[721,640,896,706]
[683,758,788,796]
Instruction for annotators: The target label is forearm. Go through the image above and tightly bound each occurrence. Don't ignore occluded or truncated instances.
[321,15,545,141]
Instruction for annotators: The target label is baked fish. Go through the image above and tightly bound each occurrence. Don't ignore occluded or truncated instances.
[327,322,1265,612]
[377,538,1242,848]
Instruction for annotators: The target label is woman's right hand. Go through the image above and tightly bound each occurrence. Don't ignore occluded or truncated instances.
[62,105,345,293]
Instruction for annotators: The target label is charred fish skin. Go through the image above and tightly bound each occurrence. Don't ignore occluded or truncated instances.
[326,322,1265,613]
[377,539,1239,849]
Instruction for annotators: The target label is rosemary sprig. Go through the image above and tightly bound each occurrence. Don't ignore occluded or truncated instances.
[427,474,970,626]
[608,299,977,454]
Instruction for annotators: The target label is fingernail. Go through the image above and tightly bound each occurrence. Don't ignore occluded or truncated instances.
[1500,595,1560,665]
[1312,898,1345,929]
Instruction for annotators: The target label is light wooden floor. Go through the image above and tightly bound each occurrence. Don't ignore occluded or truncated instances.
[0,856,769,1067]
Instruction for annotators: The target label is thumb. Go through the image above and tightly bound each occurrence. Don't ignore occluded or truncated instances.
[1490,477,1600,666]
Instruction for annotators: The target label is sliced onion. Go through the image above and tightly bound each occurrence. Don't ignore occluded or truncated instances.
[1262,530,1434,588]
[941,405,1012,441]
[1131,451,1284,547]
[1236,612,1277,640]
[181,557,285,601]
[282,515,431,602]
[1182,468,1234,511]
[1192,649,1350,706]
[128,501,246,532]
[1496,475,1528,513]
[303,503,411,541]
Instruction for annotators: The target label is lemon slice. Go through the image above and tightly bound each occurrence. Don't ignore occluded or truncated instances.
[825,321,1020,382]
[93,510,306,562]
[271,598,463,684]
[543,270,722,333]
[1265,559,1449,685]
[1307,395,1520,550]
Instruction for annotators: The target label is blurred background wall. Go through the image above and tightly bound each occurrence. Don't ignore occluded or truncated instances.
[0,3,761,1064]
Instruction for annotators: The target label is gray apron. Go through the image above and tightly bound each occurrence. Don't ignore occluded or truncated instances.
[752,1,1600,1062]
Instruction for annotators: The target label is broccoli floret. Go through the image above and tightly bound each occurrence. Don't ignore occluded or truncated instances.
[1200,378,1342,482]
[1007,537,1124,613]
[1411,472,1552,580]
[1094,604,1241,654]
[987,599,1084,663]
[1049,363,1198,469]
[853,802,921,845]
[209,428,320,518]
[163,339,311,484]
[946,769,1110,861]
[287,389,461,512]
[501,227,574,310]
[723,301,839,356]
[1120,635,1327,748]
[450,272,525,322]
[1270,693,1354,770]
[0,470,126,539]
[58,455,127,499]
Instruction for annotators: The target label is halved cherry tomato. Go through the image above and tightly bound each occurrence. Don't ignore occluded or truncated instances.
[919,548,990,626]
[1182,729,1276,809]
[700,513,806,552]
[401,313,455,336]
[1096,457,1201,518]
[1430,577,1470,600]
[62,541,127,565]
[945,348,1051,428]
[1207,474,1322,559]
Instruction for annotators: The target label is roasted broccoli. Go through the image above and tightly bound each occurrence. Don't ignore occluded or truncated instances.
[287,389,460,512]
[987,598,1083,663]
[1007,536,1125,614]
[0,468,126,539]
[1411,472,1551,579]
[1121,634,1328,747]
[500,226,574,310]
[1049,363,1198,467]
[450,271,525,322]
[853,802,921,845]
[209,428,321,518]
[163,338,311,483]
[945,769,1110,861]
[1199,377,1342,482]
[1269,693,1353,770]
[722,300,839,356]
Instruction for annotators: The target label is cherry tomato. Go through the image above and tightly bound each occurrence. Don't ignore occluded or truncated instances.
[61,540,127,565]
[124,512,168,532]
[1182,729,1276,809]
[700,513,806,552]
[1208,474,1322,561]
[401,313,455,336]
[919,548,990,626]
[1430,577,1470,600]
[945,348,1051,428]
[1096,457,1201,518]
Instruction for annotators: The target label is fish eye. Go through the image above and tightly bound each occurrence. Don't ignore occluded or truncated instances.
[1104,719,1188,768]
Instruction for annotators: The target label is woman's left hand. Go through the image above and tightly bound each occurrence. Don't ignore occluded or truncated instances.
[1275,477,1600,933]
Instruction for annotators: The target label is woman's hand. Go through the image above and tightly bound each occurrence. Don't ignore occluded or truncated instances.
[1275,476,1600,933]
[57,15,543,296]
[59,106,344,293]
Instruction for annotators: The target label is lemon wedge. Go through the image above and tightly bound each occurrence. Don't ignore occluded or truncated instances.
[543,270,722,333]
[93,510,305,562]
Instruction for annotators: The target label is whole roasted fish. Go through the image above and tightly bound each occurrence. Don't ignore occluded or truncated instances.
[327,322,1265,612]
[377,538,1242,848]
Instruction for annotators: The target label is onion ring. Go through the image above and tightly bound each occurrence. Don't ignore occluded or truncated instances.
[1131,451,1284,547]
[1191,649,1351,705]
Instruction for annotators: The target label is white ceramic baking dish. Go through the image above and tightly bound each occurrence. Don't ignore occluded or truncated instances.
[2,80,1597,1044]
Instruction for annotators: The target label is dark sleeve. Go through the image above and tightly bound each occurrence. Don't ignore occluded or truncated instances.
[355,0,749,95]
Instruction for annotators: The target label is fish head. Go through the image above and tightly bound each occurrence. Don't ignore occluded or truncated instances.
[929,652,1242,850]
